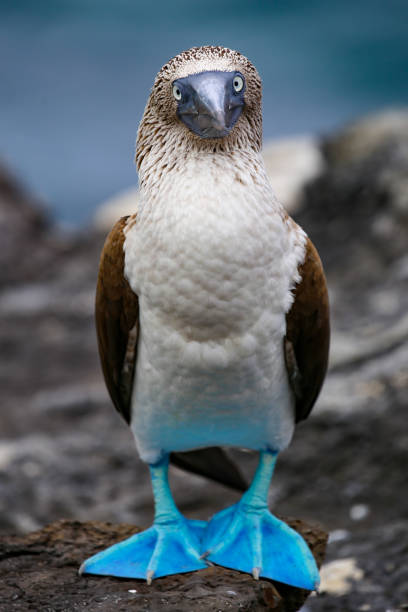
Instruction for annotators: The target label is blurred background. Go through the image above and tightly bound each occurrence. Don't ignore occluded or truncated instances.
[1,0,408,224]
[1,1,408,610]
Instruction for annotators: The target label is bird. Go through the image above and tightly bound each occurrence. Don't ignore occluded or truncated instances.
[80,45,330,590]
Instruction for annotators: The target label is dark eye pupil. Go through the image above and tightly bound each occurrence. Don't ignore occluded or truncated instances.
[176,89,180,95]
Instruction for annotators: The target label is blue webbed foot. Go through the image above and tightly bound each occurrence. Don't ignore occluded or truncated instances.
[201,451,320,590]
[202,502,319,590]
[80,516,208,582]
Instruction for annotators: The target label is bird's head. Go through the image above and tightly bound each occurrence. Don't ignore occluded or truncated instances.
[136,46,262,170]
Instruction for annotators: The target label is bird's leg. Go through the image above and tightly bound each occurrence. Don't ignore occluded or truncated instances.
[79,455,207,582]
[150,454,180,522]
[240,450,278,512]
[201,450,320,590]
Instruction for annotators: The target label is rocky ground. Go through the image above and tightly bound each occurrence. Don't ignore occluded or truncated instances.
[0,518,327,612]
[0,109,407,611]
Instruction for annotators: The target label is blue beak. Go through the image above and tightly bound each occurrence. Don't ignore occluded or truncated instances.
[173,71,245,139]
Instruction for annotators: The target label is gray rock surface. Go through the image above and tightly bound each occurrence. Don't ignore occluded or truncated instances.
[0,110,407,610]
[0,519,327,611]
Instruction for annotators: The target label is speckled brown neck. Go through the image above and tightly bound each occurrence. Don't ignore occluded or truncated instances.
[135,46,263,179]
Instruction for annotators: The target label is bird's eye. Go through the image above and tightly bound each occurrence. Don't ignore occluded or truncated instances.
[172,84,182,101]
[233,75,244,93]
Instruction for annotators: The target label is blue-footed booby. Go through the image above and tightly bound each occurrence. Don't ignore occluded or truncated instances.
[80,46,330,590]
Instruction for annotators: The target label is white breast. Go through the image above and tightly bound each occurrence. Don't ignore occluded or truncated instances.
[124,150,306,464]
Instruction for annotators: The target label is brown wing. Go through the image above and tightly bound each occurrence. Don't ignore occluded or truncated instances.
[95,216,247,490]
[285,236,330,423]
[95,216,139,423]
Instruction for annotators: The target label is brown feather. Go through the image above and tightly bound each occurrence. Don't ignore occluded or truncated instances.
[285,236,330,423]
[171,449,247,492]
[95,216,139,423]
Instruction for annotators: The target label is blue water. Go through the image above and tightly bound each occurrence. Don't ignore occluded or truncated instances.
[1,0,407,225]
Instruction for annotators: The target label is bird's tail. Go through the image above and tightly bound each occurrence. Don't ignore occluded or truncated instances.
[170,447,247,492]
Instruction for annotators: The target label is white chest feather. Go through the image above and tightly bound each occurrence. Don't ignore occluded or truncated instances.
[124,151,306,464]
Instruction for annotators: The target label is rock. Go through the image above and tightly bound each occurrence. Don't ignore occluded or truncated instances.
[92,136,324,230]
[0,519,327,611]
[309,521,408,612]
[93,185,139,232]
[0,161,90,289]
[0,162,48,236]
[319,557,364,596]
[0,162,49,287]
[299,111,408,285]
[262,135,324,214]
[322,109,408,166]
[296,108,408,387]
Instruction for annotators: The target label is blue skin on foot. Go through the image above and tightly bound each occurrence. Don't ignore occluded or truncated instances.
[80,452,319,589]
[201,502,319,589]
[80,456,207,581]
[80,515,207,581]
[202,451,320,590]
